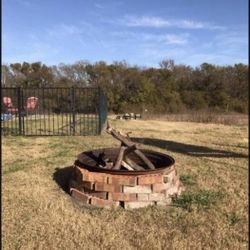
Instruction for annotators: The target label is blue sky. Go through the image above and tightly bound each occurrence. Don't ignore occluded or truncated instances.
[2,0,248,67]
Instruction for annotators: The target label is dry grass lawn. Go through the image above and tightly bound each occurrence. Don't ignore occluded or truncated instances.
[2,119,248,250]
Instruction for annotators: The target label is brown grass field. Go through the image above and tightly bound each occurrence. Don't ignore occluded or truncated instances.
[2,118,248,250]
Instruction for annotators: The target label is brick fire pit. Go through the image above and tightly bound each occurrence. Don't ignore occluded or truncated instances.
[69,122,183,208]
[69,147,183,209]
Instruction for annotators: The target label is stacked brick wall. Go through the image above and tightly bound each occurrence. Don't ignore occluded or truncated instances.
[69,164,184,209]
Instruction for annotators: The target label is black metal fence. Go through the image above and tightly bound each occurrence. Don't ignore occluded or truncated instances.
[1,87,107,136]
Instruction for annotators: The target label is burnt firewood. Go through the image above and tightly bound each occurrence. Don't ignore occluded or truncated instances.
[97,152,107,165]
[124,156,145,171]
[96,151,114,169]
[105,160,114,169]
[112,146,126,170]
[124,144,137,155]
[106,122,155,170]
[121,160,134,171]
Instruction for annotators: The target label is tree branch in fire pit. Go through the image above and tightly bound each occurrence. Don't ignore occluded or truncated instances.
[124,155,145,171]
[106,122,155,170]
[113,145,126,170]
[121,160,134,170]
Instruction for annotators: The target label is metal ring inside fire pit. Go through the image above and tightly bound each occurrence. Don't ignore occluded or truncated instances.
[76,147,175,175]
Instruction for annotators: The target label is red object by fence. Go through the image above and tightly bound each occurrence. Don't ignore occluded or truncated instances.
[3,96,38,114]
[25,97,38,112]
[2,96,18,113]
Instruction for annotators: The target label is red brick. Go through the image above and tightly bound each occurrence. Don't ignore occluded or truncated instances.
[70,188,90,204]
[90,196,119,208]
[163,170,176,183]
[76,167,107,183]
[77,167,92,182]
[69,178,95,191]
[152,182,171,192]
[148,193,165,201]
[109,192,137,201]
[84,190,108,199]
[82,181,94,190]
[137,174,163,185]
[84,172,108,183]
[136,193,149,201]
[107,175,137,186]
[77,167,88,176]
[163,165,175,174]
[123,185,152,193]
[94,182,122,193]
[170,169,177,177]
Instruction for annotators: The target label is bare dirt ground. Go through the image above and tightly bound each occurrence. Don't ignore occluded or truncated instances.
[2,119,248,250]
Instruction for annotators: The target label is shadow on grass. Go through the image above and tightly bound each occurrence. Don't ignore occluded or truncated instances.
[52,166,106,212]
[131,137,248,158]
[53,166,74,194]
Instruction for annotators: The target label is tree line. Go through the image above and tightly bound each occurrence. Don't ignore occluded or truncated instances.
[2,60,248,113]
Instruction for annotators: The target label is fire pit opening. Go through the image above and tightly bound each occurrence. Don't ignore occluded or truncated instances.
[76,147,175,174]
[69,122,184,209]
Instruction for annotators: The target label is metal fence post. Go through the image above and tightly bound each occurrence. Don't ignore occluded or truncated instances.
[98,87,102,134]
[98,87,107,134]
[71,87,76,135]
[17,87,23,135]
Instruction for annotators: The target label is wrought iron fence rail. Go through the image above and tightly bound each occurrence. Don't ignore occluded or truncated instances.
[1,87,107,136]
